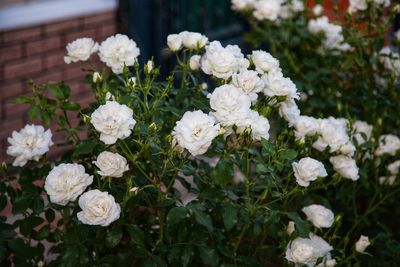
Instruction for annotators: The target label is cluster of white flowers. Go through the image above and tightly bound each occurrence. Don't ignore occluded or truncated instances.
[348,0,390,13]
[308,16,351,52]
[64,34,140,74]
[167,31,208,51]
[379,47,400,77]
[7,124,53,167]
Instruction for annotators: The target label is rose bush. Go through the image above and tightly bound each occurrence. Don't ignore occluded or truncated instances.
[1,28,399,267]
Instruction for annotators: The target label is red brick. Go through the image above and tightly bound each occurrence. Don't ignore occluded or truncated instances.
[33,71,63,84]
[4,57,42,80]
[99,24,117,38]
[26,36,62,56]
[45,19,80,34]
[66,28,98,43]
[83,12,116,27]
[2,26,42,44]
[64,65,85,80]
[3,99,29,120]
[0,44,22,63]
[44,50,66,70]
[0,81,24,99]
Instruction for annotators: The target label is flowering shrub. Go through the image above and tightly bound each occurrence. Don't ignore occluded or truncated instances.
[1,29,400,267]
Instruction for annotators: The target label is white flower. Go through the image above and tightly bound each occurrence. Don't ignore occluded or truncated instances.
[64,37,98,64]
[77,189,121,226]
[312,117,350,153]
[128,77,137,87]
[312,4,323,16]
[253,0,283,21]
[7,124,53,167]
[287,221,295,235]
[294,116,320,142]
[236,110,270,140]
[250,50,280,74]
[91,101,136,145]
[379,47,400,76]
[44,163,93,206]
[339,142,356,157]
[145,60,154,74]
[302,204,334,228]
[379,176,396,185]
[355,235,370,253]
[279,0,304,19]
[375,134,400,156]
[201,41,249,80]
[98,34,140,74]
[330,155,359,181]
[208,84,252,127]
[231,69,264,102]
[387,160,400,175]
[179,31,208,50]
[348,0,368,13]
[262,69,299,99]
[189,55,201,70]
[353,120,373,145]
[93,151,129,178]
[279,99,301,126]
[231,0,255,11]
[92,72,102,83]
[167,34,183,51]
[292,157,327,187]
[172,110,220,156]
[233,165,246,184]
[286,234,333,267]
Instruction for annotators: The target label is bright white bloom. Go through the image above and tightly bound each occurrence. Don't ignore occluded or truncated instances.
[355,235,370,253]
[379,47,400,76]
[330,155,359,181]
[236,110,270,140]
[251,50,280,74]
[262,69,299,99]
[231,69,264,102]
[7,124,53,167]
[353,120,373,145]
[208,84,252,126]
[279,99,301,126]
[179,31,208,50]
[348,0,368,13]
[77,189,121,226]
[189,55,201,70]
[286,234,333,267]
[387,160,400,175]
[339,142,356,157]
[172,110,220,156]
[313,117,350,153]
[44,163,93,206]
[302,204,334,228]
[312,4,323,16]
[64,37,98,64]
[201,41,249,80]
[253,0,283,21]
[91,101,136,145]
[98,34,140,74]
[294,116,320,142]
[292,157,328,187]
[92,72,102,83]
[323,258,337,267]
[287,221,295,235]
[379,176,396,185]
[93,151,129,178]
[375,134,400,156]
[167,34,182,51]
[231,0,255,11]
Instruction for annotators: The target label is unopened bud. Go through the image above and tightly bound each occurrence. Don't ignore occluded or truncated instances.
[82,114,91,124]
[189,55,201,70]
[92,72,102,83]
[145,60,154,74]
[129,187,140,195]
[128,77,137,87]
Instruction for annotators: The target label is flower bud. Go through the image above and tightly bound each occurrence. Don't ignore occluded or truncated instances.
[287,221,295,235]
[189,55,201,70]
[82,114,91,124]
[128,77,137,87]
[355,235,370,252]
[129,187,140,195]
[92,72,102,83]
[145,60,154,74]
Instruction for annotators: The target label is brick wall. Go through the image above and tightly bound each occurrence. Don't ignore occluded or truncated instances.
[0,10,117,163]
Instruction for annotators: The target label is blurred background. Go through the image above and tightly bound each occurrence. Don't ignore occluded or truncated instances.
[0,0,399,163]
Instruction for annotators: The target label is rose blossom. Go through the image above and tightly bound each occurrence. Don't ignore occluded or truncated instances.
[355,235,370,253]
[253,0,283,21]
[91,101,136,145]
[294,116,320,142]
[375,134,400,156]
[64,37,98,64]
[292,157,327,187]
[250,50,280,74]
[93,151,129,178]
[352,120,373,145]
[279,99,301,126]
[7,124,53,167]
[387,160,400,175]
[77,189,121,226]
[231,69,264,102]
[236,110,270,141]
[312,117,350,153]
[302,204,334,228]
[189,55,201,70]
[179,31,208,50]
[262,69,299,99]
[44,163,93,206]
[330,155,359,181]
[167,34,182,51]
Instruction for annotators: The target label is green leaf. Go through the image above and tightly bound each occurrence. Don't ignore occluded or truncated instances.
[60,101,80,111]
[45,209,55,222]
[32,195,44,214]
[192,209,213,232]
[278,149,298,161]
[166,207,187,226]
[73,139,97,156]
[288,212,310,238]
[10,95,31,105]
[106,226,123,248]
[28,106,41,120]
[0,195,7,211]
[222,205,237,231]
[198,246,218,266]
[12,194,32,214]
[36,224,50,240]
[48,86,65,100]
[19,216,44,236]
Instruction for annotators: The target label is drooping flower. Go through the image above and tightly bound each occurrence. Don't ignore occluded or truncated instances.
[64,37,98,64]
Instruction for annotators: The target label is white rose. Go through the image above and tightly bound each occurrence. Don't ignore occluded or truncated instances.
[352,120,373,145]
[292,157,327,187]
[378,176,396,185]
[44,163,93,206]
[355,235,370,253]
[387,160,400,175]
[91,101,136,145]
[308,17,350,52]
[77,189,121,227]
[379,47,400,76]
[251,50,280,74]
[231,69,264,102]
[189,55,201,70]
[208,84,252,127]
[231,0,255,11]
[294,116,320,142]
[236,110,270,141]
[167,34,182,51]
[287,221,295,235]
[262,69,299,99]
[93,151,129,178]
[253,0,283,21]
[64,37,98,64]
[375,134,400,156]
[302,204,334,228]
[312,4,324,16]
[286,234,333,266]
[330,155,359,181]
[98,34,140,74]
[201,41,249,80]
[339,142,356,157]
[313,117,350,153]
[172,110,220,156]
[279,99,301,126]
[348,0,368,13]
[179,31,208,50]
[7,124,53,167]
